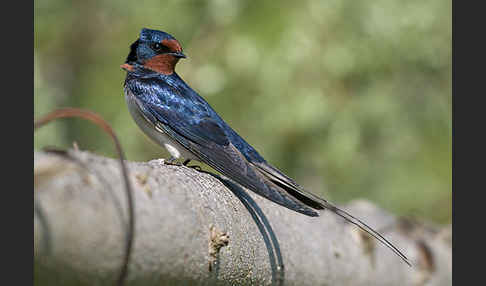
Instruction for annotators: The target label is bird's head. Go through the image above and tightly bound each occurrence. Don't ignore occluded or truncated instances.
[122,28,186,75]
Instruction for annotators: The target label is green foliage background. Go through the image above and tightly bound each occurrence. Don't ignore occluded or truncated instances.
[35,0,451,223]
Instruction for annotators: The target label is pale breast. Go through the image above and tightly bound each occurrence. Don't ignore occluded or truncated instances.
[124,88,199,161]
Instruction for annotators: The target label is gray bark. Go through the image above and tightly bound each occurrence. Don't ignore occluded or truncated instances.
[34,150,451,286]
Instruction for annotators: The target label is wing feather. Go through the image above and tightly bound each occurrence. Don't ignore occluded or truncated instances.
[127,79,318,216]
[126,76,410,264]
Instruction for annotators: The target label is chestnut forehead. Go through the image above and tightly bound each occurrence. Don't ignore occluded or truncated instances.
[161,39,183,52]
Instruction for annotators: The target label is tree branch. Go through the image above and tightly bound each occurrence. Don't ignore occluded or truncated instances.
[34,150,451,286]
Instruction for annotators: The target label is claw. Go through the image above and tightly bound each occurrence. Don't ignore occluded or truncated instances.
[164,157,182,166]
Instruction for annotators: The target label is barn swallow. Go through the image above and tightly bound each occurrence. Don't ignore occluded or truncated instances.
[121,28,410,265]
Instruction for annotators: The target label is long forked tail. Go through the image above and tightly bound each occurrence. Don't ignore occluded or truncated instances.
[254,162,411,266]
[317,199,411,266]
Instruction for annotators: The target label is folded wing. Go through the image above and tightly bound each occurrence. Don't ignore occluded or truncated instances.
[128,79,319,216]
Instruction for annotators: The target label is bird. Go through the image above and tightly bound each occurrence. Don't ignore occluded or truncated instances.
[121,28,410,266]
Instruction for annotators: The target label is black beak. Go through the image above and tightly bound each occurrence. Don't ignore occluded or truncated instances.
[169,51,187,58]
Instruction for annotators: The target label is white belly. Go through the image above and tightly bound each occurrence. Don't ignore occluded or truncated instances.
[125,90,199,161]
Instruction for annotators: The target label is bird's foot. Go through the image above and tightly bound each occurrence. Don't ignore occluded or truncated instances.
[164,157,183,166]
[183,159,202,171]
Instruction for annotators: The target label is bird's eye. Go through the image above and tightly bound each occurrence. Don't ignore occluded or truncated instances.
[151,42,170,53]
[152,43,162,51]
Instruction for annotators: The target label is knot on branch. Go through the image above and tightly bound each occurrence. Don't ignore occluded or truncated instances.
[208,225,230,272]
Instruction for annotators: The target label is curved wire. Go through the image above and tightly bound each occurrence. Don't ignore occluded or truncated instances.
[34,108,135,286]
